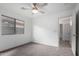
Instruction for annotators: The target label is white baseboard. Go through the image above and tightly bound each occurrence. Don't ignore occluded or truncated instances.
[33,40,59,47]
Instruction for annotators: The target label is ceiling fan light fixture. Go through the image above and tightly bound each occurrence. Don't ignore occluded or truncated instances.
[32,9,38,14]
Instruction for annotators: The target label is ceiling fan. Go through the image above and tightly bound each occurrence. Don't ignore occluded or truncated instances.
[21,3,48,14]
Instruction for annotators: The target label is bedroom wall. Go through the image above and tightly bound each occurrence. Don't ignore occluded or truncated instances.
[0,9,32,51]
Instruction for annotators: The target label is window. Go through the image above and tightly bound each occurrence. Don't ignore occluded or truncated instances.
[1,15,24,35]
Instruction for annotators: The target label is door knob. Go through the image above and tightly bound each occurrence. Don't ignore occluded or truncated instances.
[73,34,78,37]
[73,34,76,36]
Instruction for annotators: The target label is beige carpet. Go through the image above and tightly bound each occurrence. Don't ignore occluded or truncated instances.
[0,42,73,56]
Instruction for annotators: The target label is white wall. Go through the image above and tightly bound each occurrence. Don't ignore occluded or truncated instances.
[0,9,32,51]
[33,14,59,47]
[33,10,73,47]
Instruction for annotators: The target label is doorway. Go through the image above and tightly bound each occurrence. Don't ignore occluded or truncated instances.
[59,16,72,48]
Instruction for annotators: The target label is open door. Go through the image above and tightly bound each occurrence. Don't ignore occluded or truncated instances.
[76,11,79,56]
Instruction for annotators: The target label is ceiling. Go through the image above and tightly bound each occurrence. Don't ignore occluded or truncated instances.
[0,3,77,17]
[44,3,76,13]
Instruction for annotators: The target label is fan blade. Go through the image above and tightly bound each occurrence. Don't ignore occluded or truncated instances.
[39,10,45,14]
[21,7,31,10]
[20,3,32,10]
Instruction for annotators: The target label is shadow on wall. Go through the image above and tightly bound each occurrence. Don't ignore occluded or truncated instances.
[33,25,59,47]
